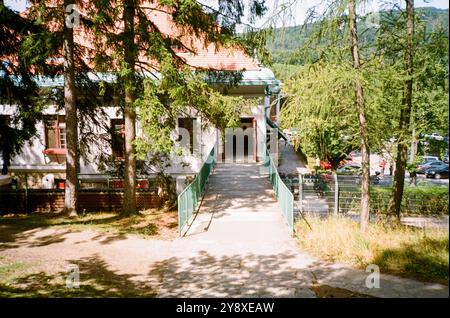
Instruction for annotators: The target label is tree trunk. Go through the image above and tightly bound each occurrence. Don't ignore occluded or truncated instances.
[388,0,414,220]
[410,126,417,161]
[122,0,137,216]
[63,0,78,218]
[349,0,370,232]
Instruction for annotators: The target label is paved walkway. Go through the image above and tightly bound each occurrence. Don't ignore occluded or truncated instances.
[161,163,317,297]
[158,163,449,298]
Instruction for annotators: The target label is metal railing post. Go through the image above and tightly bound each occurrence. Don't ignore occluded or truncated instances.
[334,172,339,215]
[298,173,303,214]
[107,176,112,212]
[185,191,188,229]
[24,173,29,214]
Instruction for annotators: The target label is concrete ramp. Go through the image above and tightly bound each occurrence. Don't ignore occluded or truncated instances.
[160,162,449,298]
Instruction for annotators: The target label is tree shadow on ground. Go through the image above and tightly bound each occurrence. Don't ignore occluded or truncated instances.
[146,250,376,298]
[0,213,120,246]
[25,231,70,248]
[371,236,449,285]
[90,232,130,245]
[0,255,157,297]
[0,210,176,250]
[0,214,60,243]
[198,164,280,217]
[1,249,446,298]
[310,284,376,298]
[0,226,72,250]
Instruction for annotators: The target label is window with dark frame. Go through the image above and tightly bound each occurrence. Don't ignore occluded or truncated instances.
[0,115,11,158]
[44,115,66,149]
[111,118,125,159]
[178,117,197,154]
[171,42,189,53]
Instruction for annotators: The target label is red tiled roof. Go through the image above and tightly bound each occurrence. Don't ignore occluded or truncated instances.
[19,1,260,72]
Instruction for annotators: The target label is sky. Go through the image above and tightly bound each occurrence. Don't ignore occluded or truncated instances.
[254,0,450,27]
[4,0,450,28]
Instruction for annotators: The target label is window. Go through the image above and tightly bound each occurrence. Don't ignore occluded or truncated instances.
[58,123,66,148]
[0,116,11,170]
[178,118,197,154]
[111,119,125,159]
[45,115,66,149]
[171,42,189,53]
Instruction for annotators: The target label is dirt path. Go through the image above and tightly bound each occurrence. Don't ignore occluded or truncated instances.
[0,164,448,297]
[0,222,448,298]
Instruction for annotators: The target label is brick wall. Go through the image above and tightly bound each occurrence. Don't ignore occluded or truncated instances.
[0,189,163,214]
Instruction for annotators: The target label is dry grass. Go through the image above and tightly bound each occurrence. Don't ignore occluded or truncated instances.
[295,216,449,285]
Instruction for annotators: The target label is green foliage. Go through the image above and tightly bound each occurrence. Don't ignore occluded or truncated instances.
[134,61,254,159]
[276,4,448,171]
[267,7,449,64]
[370,186,449,216]
[424,138,448,158]
[376,7,449,153]
[84,0,268,171]
[271,63,302,82]
[279,61,366,169]
[0,2,51,174]
[406,155,422,174]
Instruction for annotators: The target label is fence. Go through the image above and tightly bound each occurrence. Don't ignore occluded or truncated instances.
[177,147,216,235]
[0,188,162,215]
[282,173,449,218]
[265,146,294,234]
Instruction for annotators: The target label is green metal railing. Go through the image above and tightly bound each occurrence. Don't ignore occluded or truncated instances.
[177,147,216,235]
[265,145,294,234]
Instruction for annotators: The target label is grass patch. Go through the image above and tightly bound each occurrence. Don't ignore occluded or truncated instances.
[0,260,32,281]
[295,216,449,285]
[0,209,178,241]
[0,256,157,297]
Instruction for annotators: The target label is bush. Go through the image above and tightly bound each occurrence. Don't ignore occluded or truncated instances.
[370,186,449,216]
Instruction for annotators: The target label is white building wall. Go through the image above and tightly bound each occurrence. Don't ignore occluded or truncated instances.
[1,88,273,188]
[253,105,266,161]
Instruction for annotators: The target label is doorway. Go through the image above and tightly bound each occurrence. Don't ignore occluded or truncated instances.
[221,117,256,163]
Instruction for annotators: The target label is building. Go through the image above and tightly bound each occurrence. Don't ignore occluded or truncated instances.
[0,2,282,192]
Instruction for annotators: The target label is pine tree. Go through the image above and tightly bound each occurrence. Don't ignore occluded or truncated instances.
[278,0,372,231]
[62,0,78,217]
[83,0,268,215]
[388,0,415,219]
[24,0,106,217]
[0,0,50,175]
[348,0,370,231]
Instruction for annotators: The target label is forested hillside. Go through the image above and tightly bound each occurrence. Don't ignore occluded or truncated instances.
[267,7,448,65]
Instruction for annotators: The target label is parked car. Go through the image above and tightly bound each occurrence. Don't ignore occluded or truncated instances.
[337,163,362,174]
[422,155,439,163]
[425,133,445,141]
[425,165,449,179]
[336,164,380,185]
[417,160,447,174]
[443,155,449,164]
[370,174,380,185]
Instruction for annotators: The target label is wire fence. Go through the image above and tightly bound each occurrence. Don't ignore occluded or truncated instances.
[282,173,449,219]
